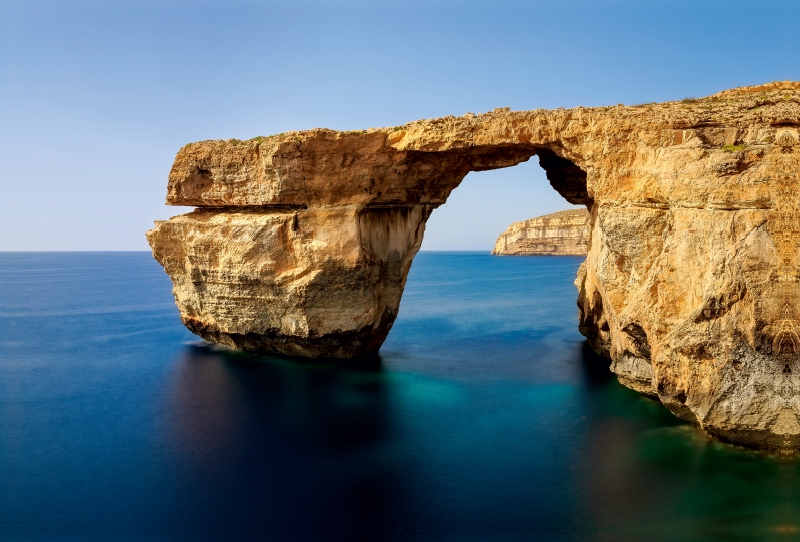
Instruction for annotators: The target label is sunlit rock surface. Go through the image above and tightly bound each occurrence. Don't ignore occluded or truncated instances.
[492,209,589,255]
[149,81,800,450]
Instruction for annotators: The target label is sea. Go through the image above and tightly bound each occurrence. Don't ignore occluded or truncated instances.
[2,251,800,542]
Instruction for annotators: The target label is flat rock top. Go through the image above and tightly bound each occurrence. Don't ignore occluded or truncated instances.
[165,81,800,208]
[501,208,590,232]
[500,208,589,231]
[185,80,800,150]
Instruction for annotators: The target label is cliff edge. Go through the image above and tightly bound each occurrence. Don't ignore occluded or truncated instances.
[492,209,589,255]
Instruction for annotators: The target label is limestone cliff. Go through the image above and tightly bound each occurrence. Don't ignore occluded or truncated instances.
[149,81,800,450]
[492,209,589,255]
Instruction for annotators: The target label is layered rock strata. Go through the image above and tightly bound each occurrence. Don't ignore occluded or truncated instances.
[149,81,800,450]
[492,208,589,255]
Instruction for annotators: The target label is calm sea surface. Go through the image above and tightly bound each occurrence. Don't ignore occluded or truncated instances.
[2,252,800,541]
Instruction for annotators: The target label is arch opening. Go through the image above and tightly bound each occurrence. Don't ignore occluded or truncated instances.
[420,148,590,252]
[534,148,592,207]
[457,145,591,208]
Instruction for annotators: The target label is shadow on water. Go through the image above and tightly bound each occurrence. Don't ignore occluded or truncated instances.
[578,341,614,388]
[160,340,588,541]
[168,344,390,451]
[160,339,800,542]
[159,344,409,541]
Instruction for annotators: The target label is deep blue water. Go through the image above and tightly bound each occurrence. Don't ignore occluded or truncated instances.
[2,252,800,541]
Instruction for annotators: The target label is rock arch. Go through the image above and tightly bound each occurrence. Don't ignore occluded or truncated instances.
[149,81,800,450]
[149,114,594,360]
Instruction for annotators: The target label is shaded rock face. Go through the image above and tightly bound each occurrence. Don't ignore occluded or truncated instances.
[149,81,800,450]
[492,209,589,255]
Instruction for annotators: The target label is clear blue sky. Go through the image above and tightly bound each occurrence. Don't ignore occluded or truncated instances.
[2,0,799,250]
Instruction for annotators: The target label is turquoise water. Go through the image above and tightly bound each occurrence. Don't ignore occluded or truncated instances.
[2,252,800,541]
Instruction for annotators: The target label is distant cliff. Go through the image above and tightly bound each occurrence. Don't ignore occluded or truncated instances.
[491,209,589,255]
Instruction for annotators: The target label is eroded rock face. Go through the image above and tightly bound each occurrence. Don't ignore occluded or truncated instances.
[492,209,589,255]
[148,206,430,358]
[149,81,800,450]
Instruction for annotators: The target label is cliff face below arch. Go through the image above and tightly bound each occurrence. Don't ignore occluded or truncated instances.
[149,81,800,450]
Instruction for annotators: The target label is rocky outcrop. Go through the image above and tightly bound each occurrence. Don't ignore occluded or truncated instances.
[149,81,800,451]
[147,206,428,358]
[492,209,589,255]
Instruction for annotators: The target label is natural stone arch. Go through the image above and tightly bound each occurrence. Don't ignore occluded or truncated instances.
[150,111,598,360]
[149,81,800,451]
